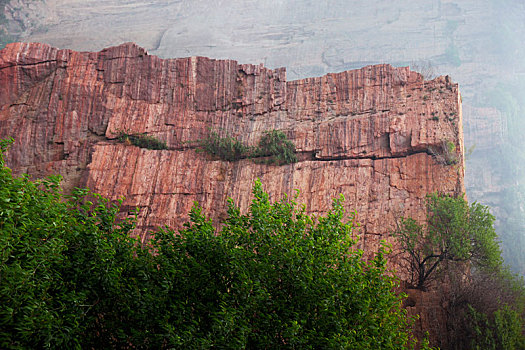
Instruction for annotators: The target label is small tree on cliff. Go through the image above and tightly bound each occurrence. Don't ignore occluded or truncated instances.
[395,193,502,290]
[396,192,525,348]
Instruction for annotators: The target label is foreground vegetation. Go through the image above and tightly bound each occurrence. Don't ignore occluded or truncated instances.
[2,133,523,349]
[0,138,421,349]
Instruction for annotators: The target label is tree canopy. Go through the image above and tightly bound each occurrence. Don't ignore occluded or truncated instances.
[0,138,425,349]
[395,191,525,349]
[395,193,502,290]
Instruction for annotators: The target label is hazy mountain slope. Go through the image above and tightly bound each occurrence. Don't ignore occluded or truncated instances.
[1,0,524,274]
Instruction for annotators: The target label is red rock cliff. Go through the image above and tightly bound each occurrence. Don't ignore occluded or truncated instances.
[0,42,463,346]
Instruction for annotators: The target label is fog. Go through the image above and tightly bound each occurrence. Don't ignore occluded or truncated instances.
[1,0,524,274]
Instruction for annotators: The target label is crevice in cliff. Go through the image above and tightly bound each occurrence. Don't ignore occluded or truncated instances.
[99,55,147,63]
[140,144,447,166]
[304,148,436,163]
[0,59,59,71]
[9,102,29,108]
[104,134,456,169]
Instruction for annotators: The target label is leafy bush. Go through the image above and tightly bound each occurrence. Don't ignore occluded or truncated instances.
[0,138,145,348]
[116,130,168,150]
[466,300,524,349]
[151,181,427,348]
[0,138,427,348]
[253,130,297,165]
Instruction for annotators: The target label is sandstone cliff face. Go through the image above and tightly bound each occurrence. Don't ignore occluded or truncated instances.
[0,42,464,244]
[0,42,463,347]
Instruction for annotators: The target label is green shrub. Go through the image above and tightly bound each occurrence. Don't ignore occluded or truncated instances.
[116,131,168,150]
[445,264,525,349]
[428,140,458,165]
[396,188,525,348]
[148,180,427,348]
[456,294,525,349]
[196,130,249,161]
[196,129,298,165]
[0,138,146,348]
[253,130,297,165]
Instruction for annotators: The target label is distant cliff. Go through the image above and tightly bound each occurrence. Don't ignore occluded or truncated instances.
[0,42,464,346]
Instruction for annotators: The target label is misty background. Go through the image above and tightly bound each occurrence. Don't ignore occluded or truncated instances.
[1,0,524,275]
